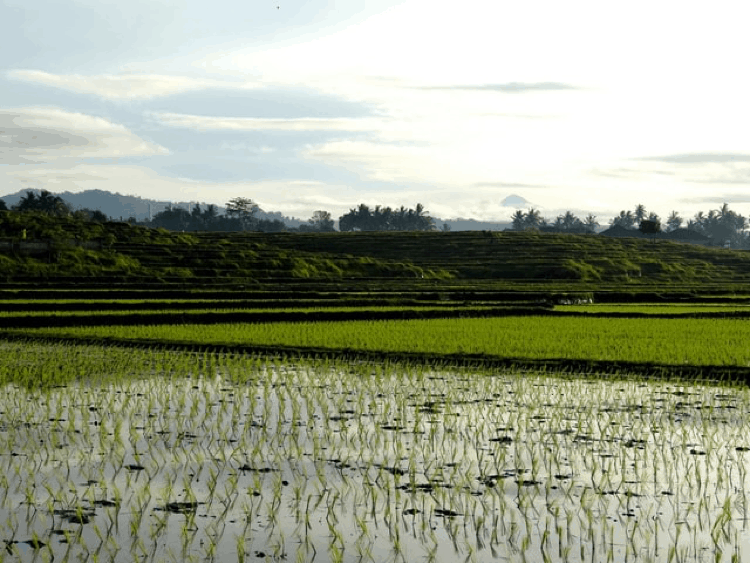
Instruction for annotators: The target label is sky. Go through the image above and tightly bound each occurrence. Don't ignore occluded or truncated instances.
[2,0,750,224]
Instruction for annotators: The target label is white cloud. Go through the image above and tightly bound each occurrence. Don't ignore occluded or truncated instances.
[150,113,382,132]
[0,107,169,164]
[7,70,259,100]
[218,141,276,153]
[8,1,750,223]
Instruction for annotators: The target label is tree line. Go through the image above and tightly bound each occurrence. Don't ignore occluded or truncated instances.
[0,191,439,233]
[148,200,438,232]
[511,203,749,247]
[0,190,109,222]
[338,203,436,232]
[510,209,599,234]
[3,190,748,246]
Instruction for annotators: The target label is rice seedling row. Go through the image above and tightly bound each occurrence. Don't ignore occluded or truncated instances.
[11,316,750,368]
[1,341,749,562]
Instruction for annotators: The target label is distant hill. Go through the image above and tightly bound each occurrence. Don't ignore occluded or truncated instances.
[0,189,304,227]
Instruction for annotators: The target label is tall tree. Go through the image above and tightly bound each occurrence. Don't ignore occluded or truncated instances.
[639,219,661,242]
[226,197,259,230]
[511,210,526,231]
[583,214,599,234]
[523,208,542,230]
[412,203,435,231]
[203,204,219,222]
[611,210,636,229]
[666,211,682,232]
[634,204,647,225]
[151,208,191,231]
[14,190,71,216]
[307,210,335,232]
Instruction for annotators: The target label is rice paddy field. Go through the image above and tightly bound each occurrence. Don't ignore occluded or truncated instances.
[2,341,750,563]
[5,226,750,561]
[8,315,750,370]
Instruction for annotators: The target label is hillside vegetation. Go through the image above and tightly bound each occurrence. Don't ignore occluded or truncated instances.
[2,211,750,297]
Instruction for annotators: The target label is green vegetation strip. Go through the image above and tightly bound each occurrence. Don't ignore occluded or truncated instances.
[8,316,750,367]
[0,305,500,318]
[557,303,750,314]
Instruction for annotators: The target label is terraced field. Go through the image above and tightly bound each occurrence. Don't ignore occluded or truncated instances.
[4,212,750,296]
[4,216,750,561]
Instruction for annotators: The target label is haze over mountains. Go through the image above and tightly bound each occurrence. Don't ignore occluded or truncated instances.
[0,189,514,231]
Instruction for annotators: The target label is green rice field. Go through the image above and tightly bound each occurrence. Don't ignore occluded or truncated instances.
[9,315,750,368]
[1,341,749,562]
[5,222,750,561]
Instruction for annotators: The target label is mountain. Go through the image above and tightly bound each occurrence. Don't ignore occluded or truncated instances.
[0,189,304,227]
[501,194,529,207]
[0,189,172,221]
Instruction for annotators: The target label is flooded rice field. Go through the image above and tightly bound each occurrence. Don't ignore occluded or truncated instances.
[1,347,750,562]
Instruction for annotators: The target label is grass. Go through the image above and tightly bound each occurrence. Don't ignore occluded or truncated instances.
[557,303,750,314]
[8,315,750,368]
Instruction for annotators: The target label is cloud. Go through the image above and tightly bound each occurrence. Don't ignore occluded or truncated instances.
[473,182,545,189]
[302,140,440,184]
[218,142,276,154]
[7,70,255,100]
[681,195,750,205]
[420,82,579,93]
[0,107,169,164]
[590,167,676,179]
[688,172,750,185]
[637,153,750,164]
[629,153,750,186]
[149,112,381,132]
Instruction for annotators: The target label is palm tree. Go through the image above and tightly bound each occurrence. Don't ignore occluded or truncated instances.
[523,208,542,230]
[15,190,70,216]
[562,211,580,231]
[634,204,647,225]
[583,214,599,233]
[666,211,682,232]
[692,211,706,233]
[611,210,635,229]
[511,210,526,231]
[412,203,434,231]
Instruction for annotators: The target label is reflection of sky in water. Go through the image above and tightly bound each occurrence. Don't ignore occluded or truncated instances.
[2,361,750,562]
